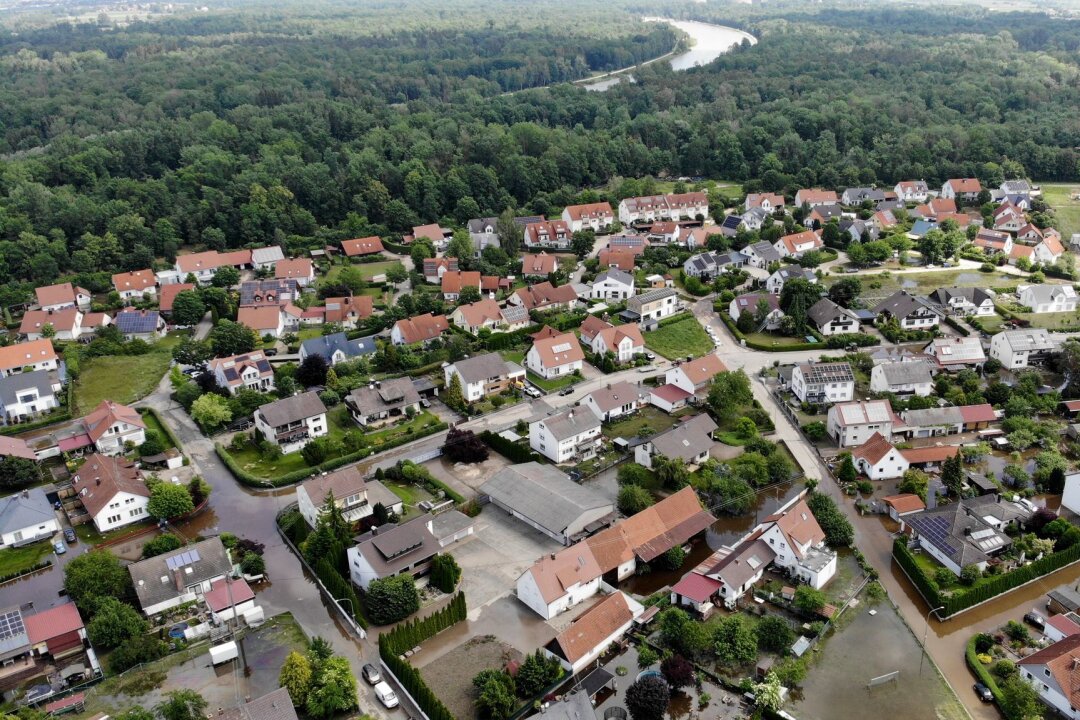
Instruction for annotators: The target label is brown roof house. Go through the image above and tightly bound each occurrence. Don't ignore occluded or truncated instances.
[561,202,614,233]
[347,515,442,590]
[295,465,403,529]
[450,299,530,335]
[545,591,644,672]
[218,688,299,720]
[526,331,584,380]
[340,236,385,257]
[391,313,448,346]
[851,432,909,480]
[83,400,146,456]
[128,537,232,615]
[35,283,91,312]
[71,453,149,533]
[112,269,157,302]
[253,391,328,454]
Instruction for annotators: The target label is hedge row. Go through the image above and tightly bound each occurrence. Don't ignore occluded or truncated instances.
[823,332,879,349]
[893,536,1080,617]
[0,559,51,585]
[965,635,1003,704]
[483,324,543,351]
[481,430,539,463]
[942,316,971,337]
[0,409,73,437]
[425,472,465,505]
[316,556,368,629]
[655,311,695,329]
[382,240,411,254]
[383,592,466,655]
[140,407,183,450]
[216,419,448,487]
[379,593,467,720]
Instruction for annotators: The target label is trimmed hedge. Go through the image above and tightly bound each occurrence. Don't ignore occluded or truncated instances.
[481,430,539,463]
[140,407,183,450]
[719,312,824,352]
[823,332,879,349]
[0,409,73,437]
[894,536,1080,617]
[966,635,1003,704]
[0,559,52,585]
[379,593,467,720]
[217,419,448,487]
[316,556,367,629]
[942,316,970,337]
[482,324,542,351]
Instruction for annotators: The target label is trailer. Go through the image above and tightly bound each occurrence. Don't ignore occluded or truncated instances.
[209,641,238,666]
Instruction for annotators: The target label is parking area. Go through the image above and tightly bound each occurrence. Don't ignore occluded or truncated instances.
[447,506,563,611]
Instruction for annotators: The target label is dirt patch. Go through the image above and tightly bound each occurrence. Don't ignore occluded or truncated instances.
[419,635,523,720]
[427,454,511,495]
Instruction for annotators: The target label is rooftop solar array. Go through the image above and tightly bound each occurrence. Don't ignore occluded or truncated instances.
[0,609,24,641]
[165,549,201,571]
[911,514,956,557]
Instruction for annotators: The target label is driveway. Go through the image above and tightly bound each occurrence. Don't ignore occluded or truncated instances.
[447,507,563,613]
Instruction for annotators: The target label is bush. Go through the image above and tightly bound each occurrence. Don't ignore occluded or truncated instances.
[480,430,538,463]
[240,553,266,576]
[110,635,167,673]
[960,564,981,586]
[806,492,854,546]
[142,533,184,559]
[365,574,420,625]
[626,676,670,720]
[636,644,658,668]
[617,464,655,486]
[802,421,827,441]
[794,586,826,615]
[618,484,655,515]
[430,554,462,594]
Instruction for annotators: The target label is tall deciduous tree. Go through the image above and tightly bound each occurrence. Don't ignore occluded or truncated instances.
[171,291,206,326]
[147,482,195,520]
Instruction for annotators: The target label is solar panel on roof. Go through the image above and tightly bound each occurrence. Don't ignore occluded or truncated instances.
[0,610,24,640]
[552,343,572,353]
[165,549,201,571]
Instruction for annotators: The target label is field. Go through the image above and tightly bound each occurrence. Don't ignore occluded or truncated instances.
[823,268,1026,301]
[1040,183,1080,239]
[419,636,524,720]
[138,409,177,450]
[643,316,713,359]
[742,332,816,348]
[323,260,404,283]
[74,333,186,414]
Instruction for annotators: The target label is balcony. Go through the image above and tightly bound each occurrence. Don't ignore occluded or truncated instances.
[275,426,310,444]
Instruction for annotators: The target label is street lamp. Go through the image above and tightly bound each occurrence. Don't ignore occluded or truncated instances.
[919,605,945,676]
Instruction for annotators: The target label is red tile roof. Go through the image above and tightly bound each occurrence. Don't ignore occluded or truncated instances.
[671,572,722,603]
[341,236,385,256]
[882,494,925,515]
[563,202,614,221]
[35,283,88,308]
[552,592,634,664]
[158,283,195,313]
[959,404,996,424]
[20,308,80,334]
[112,269,156,292]
[25,602,83,644]
[204,577,255,613]
[72,453,147,518]
[393,313,448,344]
[899,445,961,464]
[651,384,692,404]
[851,432,895,466]
[274,258,313,280]
[83,400,145,442]
[0,437,36,460]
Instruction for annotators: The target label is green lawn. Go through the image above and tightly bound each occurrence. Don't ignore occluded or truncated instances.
[742,332,816,348]
[324,260,404,284]
[75,333,187,414]
[0,541,51,577]
[603,406,681,439]
[826,269,1027,299]
[138,409,177,450]
[1039,183,1080,239]
[643,317,713,360]
[222,407,441,481]
[498,349,579,392]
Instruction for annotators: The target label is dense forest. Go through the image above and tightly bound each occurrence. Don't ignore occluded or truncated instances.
[0,0,1079,303]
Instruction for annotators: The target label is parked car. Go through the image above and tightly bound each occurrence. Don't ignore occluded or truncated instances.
[558,386,574,397]
[362,664,381,685]
[420,398,431,409]
[264,348,278,357]
[63,528,76,543]
[524,386,542,398]
[1024,611,1046,630]
[973,683,993,702]
[53,541,66,555]
[645,352,656,361]
[374,682,399,708]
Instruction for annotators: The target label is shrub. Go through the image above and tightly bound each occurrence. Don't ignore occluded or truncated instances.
[365,574,420,625]
[636,644,658,668]
[625,676,670,720]
[430,554,462,594]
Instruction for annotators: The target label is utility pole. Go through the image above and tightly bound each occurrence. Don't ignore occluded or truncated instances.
[223,573,250,676]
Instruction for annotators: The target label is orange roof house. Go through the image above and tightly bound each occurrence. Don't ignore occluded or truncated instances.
[341,236,385,257]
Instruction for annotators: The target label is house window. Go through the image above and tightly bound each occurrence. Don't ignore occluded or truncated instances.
[108,514,121,524]
[130,507,143,517]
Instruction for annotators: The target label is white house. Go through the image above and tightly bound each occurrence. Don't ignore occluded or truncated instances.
[743,241,782,269]
[941,178,982,203]
[530,408,602,464]
[928,287,996,317]
[203,577,257,624]
[545,592,644,673]
[773,230,822,259]
[894,180,930,203]
[624,288,679,328]
[989,328,1058,369]
[70,453,150,533]
[869,361,934,396]
[766,267,817,295]
[850,433,909,480]
[789,362,855,404]
[254,392,328,454]
[1019,636,1080,720]
[634,414,717,469]
[35,283,92,312]
[443,352,525,402]
[826,400,899,448]
[129,537,232,615]
[526,332,584,380]
[745,193,784,213]
[0,340,58,380]
[83,400,146,455]
[561,203,614,233]
[208,352,275,395]
[19,308,84,342]
[807,298,859,337]
[907,496,1021,576]
[588,324,645,363]
[516,545,603,620]
[296,465,403,528]
[794,189,838,208]
[590,269,636,301]
[618,193,707,224]
[0,488,58,548]
[1018,284,1077,313]
[347,516,441,590]
[1062,472,1080,517]
[111,269,157,302]
[729,293,783,330]
[665,354,727,395]
[581,382,644,423]
[0,371,59,426]
[873,291,942,330]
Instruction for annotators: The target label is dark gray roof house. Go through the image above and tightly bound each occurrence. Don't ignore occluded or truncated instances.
[239,279,299,306]
[720,214,743,236]
[300,332,376,365]
[841,187,886,205]
[0,488,55,542]
[345,378,420,423]
[807,298,857,330]
[220,688,299,720]
[114,310,162,335]
[872,291,943,323]
[349,515,440,587]
[257,391,327,429]
[450,352,518,386]
[128,537,232,614]
[0,370,55,410]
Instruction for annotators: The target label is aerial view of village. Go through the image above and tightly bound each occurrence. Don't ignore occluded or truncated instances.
[4,1,1080,719]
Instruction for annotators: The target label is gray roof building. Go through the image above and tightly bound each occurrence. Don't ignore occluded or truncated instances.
[595,267,634,287]
[0,607,29,661]
[807,298,856,329]
[536,692,597,720]
[649,414,718,462]
[907,497,1014,572]
[877,361,933,387]
[480,463,613,543]
[352,515,439,578]
[249,246,285,267]
[541,407,601,442]
[129,537,231,612]
[0,370,55,408]
[239,279,298,306]
[902,405,964,428]
[795,362,854,386]
[0,488,54,539]
[1001,179,1032,195]
[300,332,376,364]
[345,378,420,420]
[811,204,843,221]
[257,391,327,428]
[450,352,518,385]
[929,286,994,308]
[841,187,886,205]
[114,310,162,334]
[872,291,943,321]
[627,288,677,313]
[748,240,781,263]
[993,328,1057,354]
[220,688,298,720]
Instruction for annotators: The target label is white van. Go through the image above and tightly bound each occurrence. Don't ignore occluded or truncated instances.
[374,681,399,708]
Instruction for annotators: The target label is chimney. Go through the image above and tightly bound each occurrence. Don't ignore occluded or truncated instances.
[173,568,184,592]
[550,553,556,561]
[96,478,101,486]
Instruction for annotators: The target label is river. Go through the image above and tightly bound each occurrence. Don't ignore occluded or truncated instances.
[582,18,756,91]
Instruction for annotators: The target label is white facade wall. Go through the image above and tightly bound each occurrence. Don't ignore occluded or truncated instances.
[92,491,150,532]
[516,569,600,620]
[0,517,59,548]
